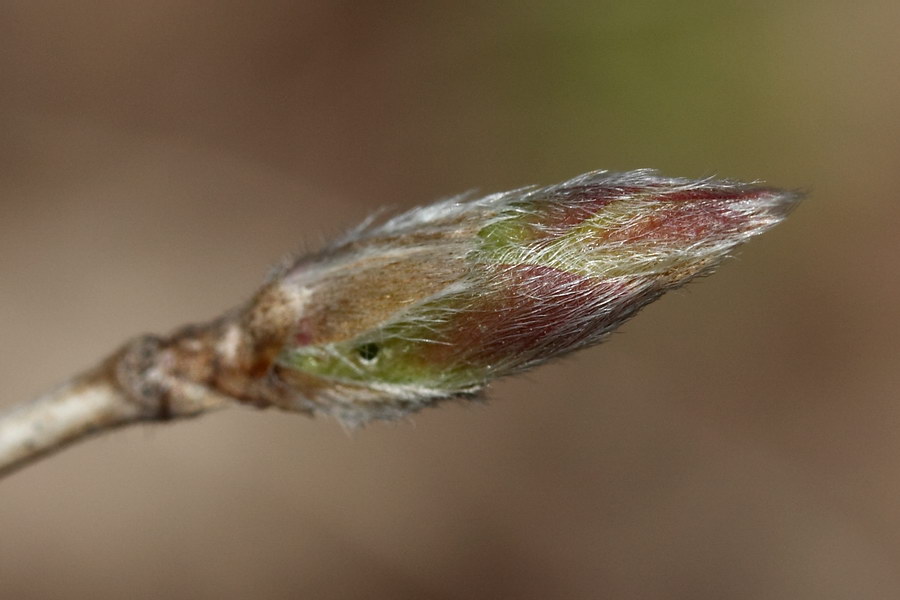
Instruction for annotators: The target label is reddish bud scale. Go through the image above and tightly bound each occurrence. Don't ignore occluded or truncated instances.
[524,184,636,234]
[422,265,647,374]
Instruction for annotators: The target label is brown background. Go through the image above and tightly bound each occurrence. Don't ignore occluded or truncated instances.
[1,2,898,598]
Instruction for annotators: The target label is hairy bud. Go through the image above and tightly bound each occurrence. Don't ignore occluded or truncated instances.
[0,169,804,478]
[234,170,800,425]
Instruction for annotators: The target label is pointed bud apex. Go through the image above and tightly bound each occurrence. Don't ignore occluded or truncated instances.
[249,170,799,425]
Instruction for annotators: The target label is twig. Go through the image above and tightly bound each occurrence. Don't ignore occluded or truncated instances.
[0,338,230,477]
[0,367,139,477]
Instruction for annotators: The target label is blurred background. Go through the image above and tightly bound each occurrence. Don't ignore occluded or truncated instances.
[1,1,898,598]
